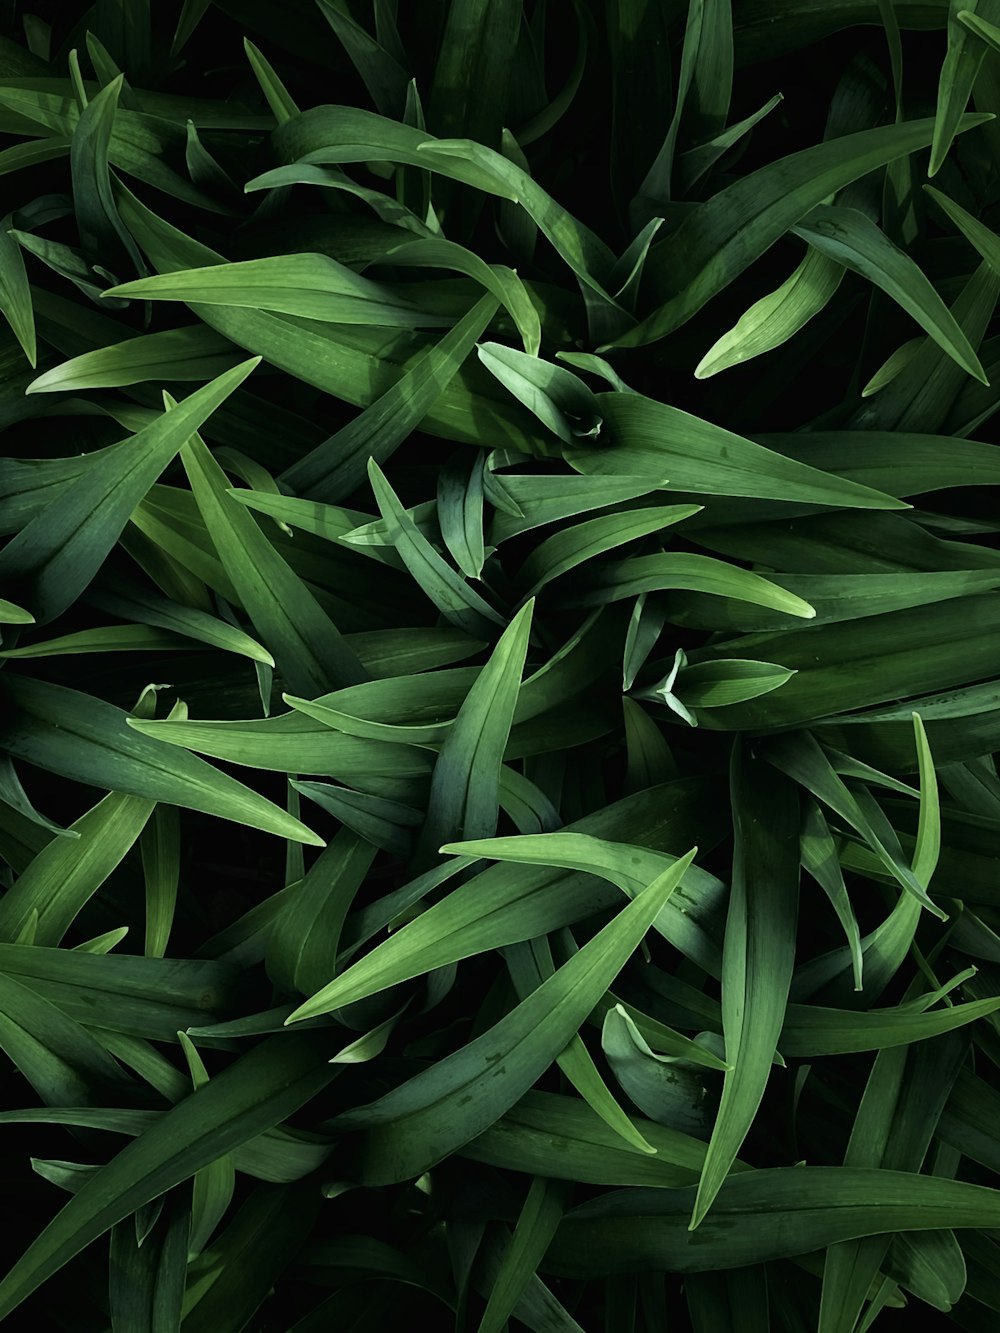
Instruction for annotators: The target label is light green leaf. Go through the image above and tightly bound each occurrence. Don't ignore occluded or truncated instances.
[695,248,844,379]
[438,828,726,977]
[794,204,987,381]
[0,598,34,624]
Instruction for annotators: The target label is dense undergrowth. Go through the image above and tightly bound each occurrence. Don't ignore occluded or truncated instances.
[5,1,1000,1329]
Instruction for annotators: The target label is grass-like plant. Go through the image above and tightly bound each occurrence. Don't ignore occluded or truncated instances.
[3,1,1000,1328]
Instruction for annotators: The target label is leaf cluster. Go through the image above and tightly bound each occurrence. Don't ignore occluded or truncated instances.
[2,2,1000,1329]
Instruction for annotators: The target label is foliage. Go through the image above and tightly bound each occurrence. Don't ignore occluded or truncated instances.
[2,1,1000,1328]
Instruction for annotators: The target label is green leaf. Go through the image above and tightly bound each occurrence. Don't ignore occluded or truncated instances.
[678,94,783,195]
[925,181,1000,280]
[691,749,799,1229]
[27,325,239,393]
[428,0,520,149]
[612,112,991,346]
[114,186,538,455]
[673,658,797,709]
[818,1030,968,1332]
[794,204,987,381]
[178,1033,236,1260]
[635,0,733,212]
[266,827,375,998]
[764,731,943,917]
[0,755,74,839]
[316,0,409,119]
[179,426,366,693]
[888,1229,967,1311]
[853,261,1000,433]
[88,574,274,665]
[243,38,300,123]
[560,552,817,621]
[0,971,129,1107]
[545,1168,1000,1276]
[384,237,540,354]
[181,1186,319,1333]
[460,1089,709,1188]
[669,570,1000,633]
[282,293,499,501]
[412,595,531,860]
[108,1198,189,1333]
[70,74,143,274]
[438,828,726,976]
[780,990,1000,1057]
[518,505,702,599]
[602,1005,713,1137]
[268,106,616,295]
[0,598,35,624]
[505,936,657,1155]
[0,358,259,622]
[141,806,180,960]
[105,253,452,327]
[570,392,907,508]
[0,624,199,659]
[365,456,504,636]
[0,790,153,946]
[479,341,603,443]
[0,214,36,366]
[0,1033,337,1321]
[695,248,844,379]
[800,799,864,991]
[490,472,667,543]
[477,1177,567,1333]
[324,852,696,1183]
[282,668,473,746]
[0,675,322,845]
[438,453,489,580]
[930,1,1000,175]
